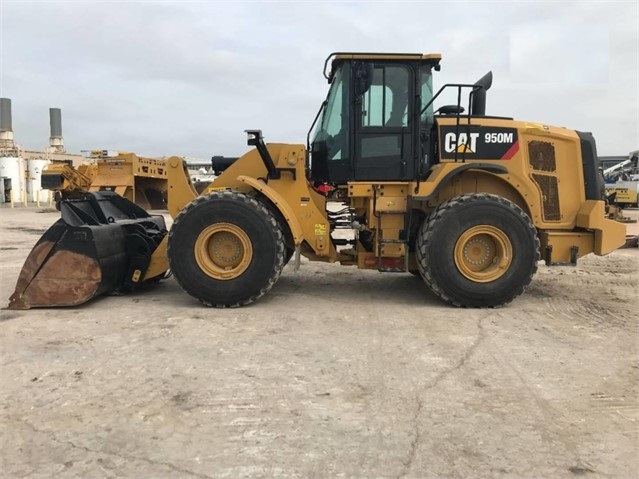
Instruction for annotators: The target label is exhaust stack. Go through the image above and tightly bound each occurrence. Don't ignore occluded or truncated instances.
[0,98,15,149]
[471,71,493,116]
[49,107,64,153]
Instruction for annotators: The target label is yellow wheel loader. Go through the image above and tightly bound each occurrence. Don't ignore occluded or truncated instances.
[40,160,97,209]
[41,151,168,211]
[7,52,627,310]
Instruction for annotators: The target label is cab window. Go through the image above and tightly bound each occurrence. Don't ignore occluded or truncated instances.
[361,66,409,128]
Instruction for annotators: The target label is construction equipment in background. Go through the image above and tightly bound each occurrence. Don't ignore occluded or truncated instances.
[183,156,221,193]
[87,150,168,210]
[605,203,636,223]
[604,150,639,208]
[41,160,97,209]
[604,203,638,247]
[41,150,168,210]
[186,156,236,193]
[8,52,628,310]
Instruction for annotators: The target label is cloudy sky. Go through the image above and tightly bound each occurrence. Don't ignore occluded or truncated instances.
[1,1,637,159]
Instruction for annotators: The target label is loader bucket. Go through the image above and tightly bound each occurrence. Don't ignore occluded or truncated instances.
[7,191,167,310]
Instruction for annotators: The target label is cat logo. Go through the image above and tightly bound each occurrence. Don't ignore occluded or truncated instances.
[444,132,480,154]
[439,125,519,160]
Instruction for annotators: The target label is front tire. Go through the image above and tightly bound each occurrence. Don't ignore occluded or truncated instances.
[168,191,285,307]
[416,193,539,307]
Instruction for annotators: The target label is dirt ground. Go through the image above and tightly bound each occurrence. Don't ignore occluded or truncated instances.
[0,206,637,479]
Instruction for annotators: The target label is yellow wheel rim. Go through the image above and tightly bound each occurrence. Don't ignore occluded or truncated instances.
[454,225,512,283]
[194,223,252,280]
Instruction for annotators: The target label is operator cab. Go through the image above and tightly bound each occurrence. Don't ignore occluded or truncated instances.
[309,52,441,184]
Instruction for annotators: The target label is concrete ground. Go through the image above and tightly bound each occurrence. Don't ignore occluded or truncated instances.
[0,206,637,478]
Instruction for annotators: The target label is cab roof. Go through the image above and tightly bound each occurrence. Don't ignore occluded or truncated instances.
[324,52,442,79]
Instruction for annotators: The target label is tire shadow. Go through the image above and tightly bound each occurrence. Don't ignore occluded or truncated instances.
[273,268,441,307]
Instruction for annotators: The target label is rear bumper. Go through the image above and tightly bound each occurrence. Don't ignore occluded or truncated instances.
[539,200,626,265]
[575,200,627,255]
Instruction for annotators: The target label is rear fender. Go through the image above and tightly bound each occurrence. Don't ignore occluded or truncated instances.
[413,162,508,201]
[434,168,531,218]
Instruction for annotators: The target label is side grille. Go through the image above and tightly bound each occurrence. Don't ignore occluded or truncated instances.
[528,140,560,221]
[531,174,560,220]
[528,141,557,172]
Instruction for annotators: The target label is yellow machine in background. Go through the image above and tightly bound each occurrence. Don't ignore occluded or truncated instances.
[607,184,638,207]
[9,52,627,310]
[41,160,97,208]
[604,150,639,208]
[87,151,167,210]
[41,151,168,210]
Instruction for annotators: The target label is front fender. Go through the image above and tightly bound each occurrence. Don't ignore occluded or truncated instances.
[237,175,304,245]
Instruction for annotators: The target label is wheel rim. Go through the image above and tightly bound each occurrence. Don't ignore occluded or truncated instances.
[454,225,512,283]
[194,223,252,280]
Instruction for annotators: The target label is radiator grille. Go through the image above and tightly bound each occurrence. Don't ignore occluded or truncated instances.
[532,173,560,221]
[528,140,560,221]
[528,141,556,172]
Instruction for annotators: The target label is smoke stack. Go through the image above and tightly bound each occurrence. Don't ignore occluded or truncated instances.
[48,107,64,152]
[471,71,493,116]
[0,98,15,149]
[1,98,12,132]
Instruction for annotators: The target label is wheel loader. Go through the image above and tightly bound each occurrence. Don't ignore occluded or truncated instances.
[41,150,168,210]
[40,160,97,209]
[7,52,627,310]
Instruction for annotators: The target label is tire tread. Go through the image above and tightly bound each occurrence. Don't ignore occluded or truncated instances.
[168,190,285,308]
[416,193,540,307]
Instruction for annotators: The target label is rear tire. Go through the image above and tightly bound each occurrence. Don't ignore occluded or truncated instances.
[168,191,285,307]
[416,193,539,307]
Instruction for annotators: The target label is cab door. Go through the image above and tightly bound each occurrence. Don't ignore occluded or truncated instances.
[353,64,414,181]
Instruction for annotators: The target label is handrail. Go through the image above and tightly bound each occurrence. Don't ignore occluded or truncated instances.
[420,83,484,163]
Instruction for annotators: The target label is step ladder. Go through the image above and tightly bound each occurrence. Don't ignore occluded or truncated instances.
[372,185,411,273]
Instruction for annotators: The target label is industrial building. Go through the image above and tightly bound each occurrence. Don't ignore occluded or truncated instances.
[0,98,85,204]
[0,98,214,206]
